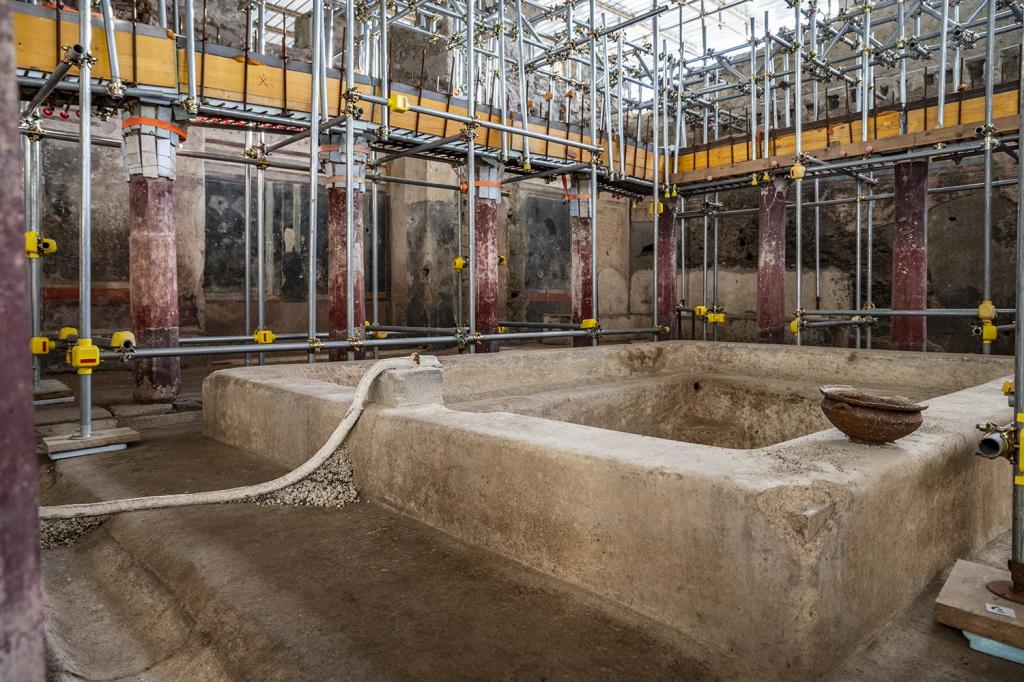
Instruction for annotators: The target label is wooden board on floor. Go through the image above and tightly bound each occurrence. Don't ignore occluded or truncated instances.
[42,426,140,456]
[935,559,1024,650]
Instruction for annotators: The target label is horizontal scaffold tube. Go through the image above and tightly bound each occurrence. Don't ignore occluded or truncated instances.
[359,93,603,154]
[101,327,663,361]
[804,309,1016,318]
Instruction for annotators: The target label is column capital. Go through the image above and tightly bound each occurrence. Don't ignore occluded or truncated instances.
[321,133,370,191]
[474,157,504,202]
[566,173,592,218]
[120,103,186,180]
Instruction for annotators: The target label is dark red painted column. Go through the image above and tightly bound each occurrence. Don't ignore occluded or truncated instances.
[475,198,501,353]
[129,176,181,401]
[656,202,679,338]
[474,162,503,353]
[327,186,365,361]
[891,160,929,351]
[0,0,45,674]
[323,138,368,360]
[568,175,592,348]
[757,176,788,344]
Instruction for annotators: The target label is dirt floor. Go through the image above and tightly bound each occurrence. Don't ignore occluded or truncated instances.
[35,363,1024,680]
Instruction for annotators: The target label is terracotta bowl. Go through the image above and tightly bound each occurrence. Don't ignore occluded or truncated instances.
[819,385,927,444]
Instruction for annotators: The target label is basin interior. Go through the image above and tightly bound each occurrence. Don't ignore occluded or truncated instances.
[453,370,846,449]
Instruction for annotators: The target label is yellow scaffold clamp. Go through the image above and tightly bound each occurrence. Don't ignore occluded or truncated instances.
[58,326,78,341]
[790,308,805,336]
[365,320,389,340]
[977,300,997,345]
[110,330,136,351]
[253,328,277,344]
[693,305,708,321]
[453,256,467,272]
[789,161,806,181]
[70,338,100,375]
[30,336,53,355]
[580,318,598,330]
[25,231,57,259]
[706,307,726,324]
[388,93,410,113]
[649,200,664,216]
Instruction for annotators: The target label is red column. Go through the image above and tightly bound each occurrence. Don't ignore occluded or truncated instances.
[327,186,365,360]
[891,160,928,351]
[0,0,45,671]
[475,197,501,353]
[568,175,592,348]
[474,162,503,353]
[323,138,367,360]
[757,176,788,344]
[656,202,678,338]
[129,176,181,401]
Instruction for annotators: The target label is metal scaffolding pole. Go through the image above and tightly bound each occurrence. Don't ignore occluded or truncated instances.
[77,0,93,437]
[306,0,323,363]
[467,0,478,352]
[344,0,357,361]
[589,0,600,342]
[1010,15,1024,598]
[256,0,267,365]
[937,0,949,128]
[24,134,42,391]
[794,0,804,346]
[981,0,996,355]
[651,11,660,337]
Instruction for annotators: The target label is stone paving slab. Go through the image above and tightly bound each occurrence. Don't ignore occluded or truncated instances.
[108,402,173,418]
[35,405,112,426]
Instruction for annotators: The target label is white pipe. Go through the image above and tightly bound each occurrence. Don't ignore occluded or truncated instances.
[41,356,434,520]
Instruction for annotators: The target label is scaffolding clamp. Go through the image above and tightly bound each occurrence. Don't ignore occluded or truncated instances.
[385,93,409,113]
[30,336,53,356]
[24,119,44,142]
[244,144,269,169]
[110,331,136,351]
[252,328,277,344]
[707,307,726,324]
[453,256,467,272]
[790,308,805,336]
[70,339,100,375]
[977,299,997,346]
[307,337,324,353]
[580,318,598,330]
[25,231,57,259]
[62,44,97,68]
[366,320,389,340]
